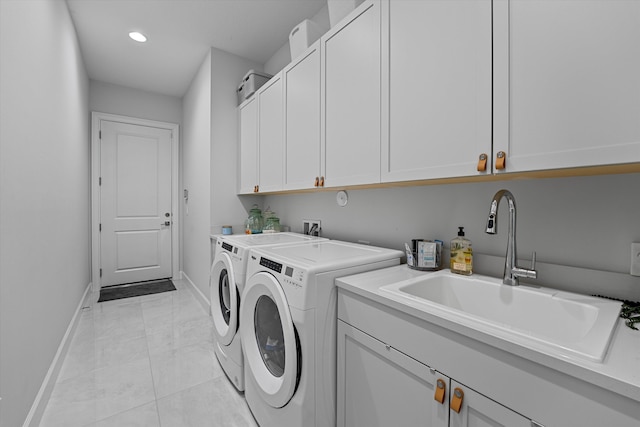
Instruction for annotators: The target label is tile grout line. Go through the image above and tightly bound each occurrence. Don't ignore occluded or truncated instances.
[142,292,164,427]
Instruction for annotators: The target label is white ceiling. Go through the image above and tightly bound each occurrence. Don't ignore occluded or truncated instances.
[66,0,327,97]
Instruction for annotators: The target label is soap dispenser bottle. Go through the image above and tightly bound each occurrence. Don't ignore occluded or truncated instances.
[450,227,473,275]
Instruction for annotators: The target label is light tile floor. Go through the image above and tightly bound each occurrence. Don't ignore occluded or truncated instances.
[39,279,258,427]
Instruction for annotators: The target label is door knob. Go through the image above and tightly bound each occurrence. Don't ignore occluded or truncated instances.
[163,221,171,226]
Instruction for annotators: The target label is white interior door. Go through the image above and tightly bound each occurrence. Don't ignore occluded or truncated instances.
[99,120,172,286]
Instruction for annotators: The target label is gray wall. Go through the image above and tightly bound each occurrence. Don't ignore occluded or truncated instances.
[0,1,90,425]
[89,75,183,281]
[264,173,640,301]
[182,47,261,299]
[263,4,330,75]
[182,50,213,297]
[89,80,183,126]
[210,49,262,234]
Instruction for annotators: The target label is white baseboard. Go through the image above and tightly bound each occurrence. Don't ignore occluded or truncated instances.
[180,271,211,313]
[23,282,93,427]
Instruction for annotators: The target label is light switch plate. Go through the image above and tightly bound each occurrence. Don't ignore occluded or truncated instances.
[631,243,640,277]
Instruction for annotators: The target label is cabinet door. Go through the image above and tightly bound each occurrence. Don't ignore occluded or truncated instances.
[449,380,530,427]
[284,43,321,190]
[382,0,492,182]
[337,320,449,427]
[238,97,258,194]
[257,75,284,192]
[493,0,640,173]
[322,0,381,187]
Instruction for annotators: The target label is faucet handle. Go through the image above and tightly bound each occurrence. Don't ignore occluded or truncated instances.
[525,252,538,280]
[530,251,536,270]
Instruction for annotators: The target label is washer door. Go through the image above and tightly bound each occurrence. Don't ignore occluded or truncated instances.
[241,271,299,408]
[210,252,239,346]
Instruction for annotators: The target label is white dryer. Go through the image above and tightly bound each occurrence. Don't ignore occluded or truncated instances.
[209,232,326,391]
[240,240,403,427]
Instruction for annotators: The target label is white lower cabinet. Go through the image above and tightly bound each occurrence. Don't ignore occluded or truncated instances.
[337,320,530,427]
[337,287,639,427]
[448,379,530,427]
[337,321,450,427]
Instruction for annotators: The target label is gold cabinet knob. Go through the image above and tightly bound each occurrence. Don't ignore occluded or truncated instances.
[496,151,506,170]
[434,378,446,404]
[451,387,464,413]
[477,153,488,172]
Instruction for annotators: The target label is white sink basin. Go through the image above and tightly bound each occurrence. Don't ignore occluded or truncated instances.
[379,270,622,363]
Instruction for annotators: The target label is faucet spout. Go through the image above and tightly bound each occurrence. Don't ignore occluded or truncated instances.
[485,189,537,286]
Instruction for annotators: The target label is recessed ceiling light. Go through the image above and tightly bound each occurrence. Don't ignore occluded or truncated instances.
[128,31,147,43]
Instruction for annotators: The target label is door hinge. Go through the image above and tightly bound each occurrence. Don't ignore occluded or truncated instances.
[99,177,102,186]
[99,268,102,277]
[99,130,102,139]
[99,223,102,232]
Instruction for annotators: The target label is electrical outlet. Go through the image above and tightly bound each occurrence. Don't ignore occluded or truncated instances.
[303,219,321,236]
[631,243,640,277]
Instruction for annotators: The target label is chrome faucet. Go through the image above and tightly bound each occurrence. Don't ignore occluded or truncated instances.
[308,223,319,237]
[485,189,537,286]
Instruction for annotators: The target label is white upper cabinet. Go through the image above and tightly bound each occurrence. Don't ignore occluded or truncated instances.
[322,0,381,187]
[239,0,640,195]
[284,42,321,191]
[493,0,640,174]
[382,0,492,182]
[238,97,258,194]
[257,75,284,192]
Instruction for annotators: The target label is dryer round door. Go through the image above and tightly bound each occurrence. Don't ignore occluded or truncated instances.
[210,252,239,346]
[240,271,299,408]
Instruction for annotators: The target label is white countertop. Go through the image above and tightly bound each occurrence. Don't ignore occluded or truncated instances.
[336,264,640,402]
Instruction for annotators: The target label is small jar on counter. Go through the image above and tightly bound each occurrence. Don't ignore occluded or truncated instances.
[263,216,281,233]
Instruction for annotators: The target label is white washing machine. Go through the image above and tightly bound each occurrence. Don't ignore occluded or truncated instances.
[239,240,403,427]
[209,232,326,391]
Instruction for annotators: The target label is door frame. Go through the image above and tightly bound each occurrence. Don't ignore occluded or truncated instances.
[91,112,180,291]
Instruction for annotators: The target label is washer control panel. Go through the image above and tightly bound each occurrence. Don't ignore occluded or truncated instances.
[259,257,304,288]
[259,257,282,273]
[282,265,305,288]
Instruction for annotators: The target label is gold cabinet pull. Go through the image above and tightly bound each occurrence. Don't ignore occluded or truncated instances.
[434,378,446,404]
[314,177,319,187]
[477,153,488,172]
[319,176,325,187]
[496,151,506,170]
[450,387,464,413]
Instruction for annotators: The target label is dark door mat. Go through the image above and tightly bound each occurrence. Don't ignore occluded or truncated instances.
[98,279,176,302]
